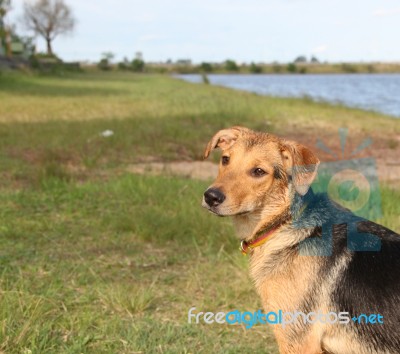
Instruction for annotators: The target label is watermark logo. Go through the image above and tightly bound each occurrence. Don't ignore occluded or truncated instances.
[188,307,384,329]
[295,128,382,255]
[315,128,381,219]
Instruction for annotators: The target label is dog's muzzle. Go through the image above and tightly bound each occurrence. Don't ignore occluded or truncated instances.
[203,188,226,207]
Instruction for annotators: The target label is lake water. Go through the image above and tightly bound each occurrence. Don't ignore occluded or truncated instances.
[178,74,400,118]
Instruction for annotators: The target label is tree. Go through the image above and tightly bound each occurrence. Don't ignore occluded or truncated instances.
[118,56,130,71]
[224,59,238,72]
[101,51,114,62]
[249,62,262,74]
[131,58,145,72]
[287,63,297,73]
[98,52,114,71]
[200,62,213,72]
[294,55,307,63]
[22,0,75,56]
[311,56,319,63]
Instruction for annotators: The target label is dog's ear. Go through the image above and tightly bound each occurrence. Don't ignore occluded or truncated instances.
[280,141,320,195]
[203,126,247,159]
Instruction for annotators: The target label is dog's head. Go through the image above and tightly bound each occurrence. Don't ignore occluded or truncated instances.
[202,126,319,218]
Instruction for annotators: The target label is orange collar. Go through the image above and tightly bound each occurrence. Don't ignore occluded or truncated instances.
[240,227,280,255]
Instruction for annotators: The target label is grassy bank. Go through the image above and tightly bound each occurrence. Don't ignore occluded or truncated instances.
[0,72,399,352]
[0,72,399,189]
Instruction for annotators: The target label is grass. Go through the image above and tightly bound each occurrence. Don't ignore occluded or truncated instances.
[0,71,399,352]
[1,71,399,190]
[0,175,278,353]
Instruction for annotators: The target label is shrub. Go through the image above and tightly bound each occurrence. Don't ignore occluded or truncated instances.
[118,57,130,71]
[131,59,145,72]
[341,63,358,73]
[200,62,213,72]
[98,58,111,71]
[272,63,283,73]
[294,55,307,63]
[224,59,239,72]
[287,63,297,73]
[249,62,262,74]
[118,62,128,70]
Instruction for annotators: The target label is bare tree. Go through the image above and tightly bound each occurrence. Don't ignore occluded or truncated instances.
[22,0,75,56]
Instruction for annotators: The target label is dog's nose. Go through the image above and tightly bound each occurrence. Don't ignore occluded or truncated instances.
[204,188,226,207]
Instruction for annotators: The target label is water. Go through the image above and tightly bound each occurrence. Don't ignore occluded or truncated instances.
[178,74,400,118]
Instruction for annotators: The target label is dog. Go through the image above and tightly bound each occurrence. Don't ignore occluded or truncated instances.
[202,126,400,354]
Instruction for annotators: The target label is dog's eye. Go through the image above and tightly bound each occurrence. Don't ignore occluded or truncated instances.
[221,156,230,165]
[251,168,267,177]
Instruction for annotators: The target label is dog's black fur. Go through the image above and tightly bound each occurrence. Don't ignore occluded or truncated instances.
[294,189,400,352]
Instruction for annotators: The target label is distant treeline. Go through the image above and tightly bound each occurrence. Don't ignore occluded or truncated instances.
[6,54,400,75]
[97,58,400,75]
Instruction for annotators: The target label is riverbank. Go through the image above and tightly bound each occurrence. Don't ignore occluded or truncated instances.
[178,73,400,118]
[1,71,399,184]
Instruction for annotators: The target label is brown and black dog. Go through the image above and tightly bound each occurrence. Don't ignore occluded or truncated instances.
[202,126,400,354]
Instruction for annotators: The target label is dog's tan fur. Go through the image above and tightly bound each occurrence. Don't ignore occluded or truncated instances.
[202,127,379,354]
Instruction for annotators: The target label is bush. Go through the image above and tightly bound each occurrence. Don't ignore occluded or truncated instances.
[294,55,307,63]
[287,63,297,73]
[98,58,111,71]
[224,59,238,72]
[272,63,283,73]
[249,62,262,74]
[29,55,40,70]
[118,62,128,70]
[200,62,213,72]
[131,59,145,72]
[341,63,358,73]
[32,52,61,61]
[28,54,81,75]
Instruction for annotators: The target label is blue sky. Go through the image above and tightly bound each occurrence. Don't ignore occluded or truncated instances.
[7,0,400,63]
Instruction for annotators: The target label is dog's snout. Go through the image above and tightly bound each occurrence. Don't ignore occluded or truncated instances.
[204,188,226,207]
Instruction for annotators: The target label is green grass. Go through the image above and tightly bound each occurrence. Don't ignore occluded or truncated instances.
[0,175,278,353]
[0,174,398,353]
[1,72,399,186]
[0,71,399,352]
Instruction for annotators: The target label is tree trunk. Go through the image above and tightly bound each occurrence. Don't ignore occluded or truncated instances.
[46,37,53,56]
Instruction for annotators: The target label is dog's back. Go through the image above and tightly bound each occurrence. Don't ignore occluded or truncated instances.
[329,219,400,352]
[300,193,400,353]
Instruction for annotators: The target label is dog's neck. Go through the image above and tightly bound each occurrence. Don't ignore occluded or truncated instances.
[232,206,292,241]
[232,212,262,240]
[232,188,310,241]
